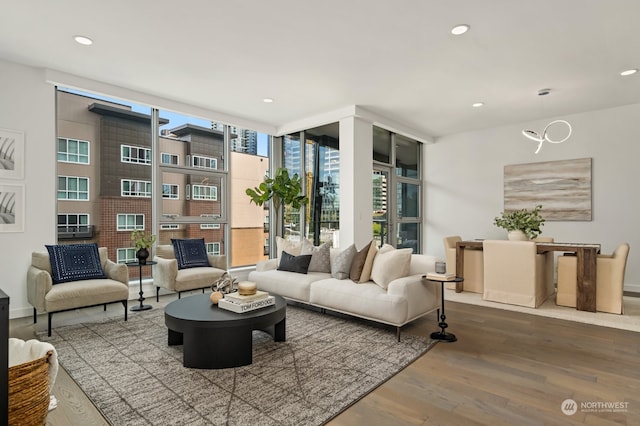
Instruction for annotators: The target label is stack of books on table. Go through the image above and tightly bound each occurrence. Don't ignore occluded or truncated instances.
[424,272,457,281]
[218,290,275,313]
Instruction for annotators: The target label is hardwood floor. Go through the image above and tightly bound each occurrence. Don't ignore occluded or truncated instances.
[330,302,640,426]
[10,298,640,425]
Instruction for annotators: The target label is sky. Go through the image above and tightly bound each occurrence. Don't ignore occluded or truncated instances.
[61,88,269,156]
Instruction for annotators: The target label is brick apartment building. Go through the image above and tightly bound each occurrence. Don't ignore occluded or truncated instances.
[56,90,268,279]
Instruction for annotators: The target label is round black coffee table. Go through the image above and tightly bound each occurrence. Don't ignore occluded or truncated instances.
[164,293,286,369]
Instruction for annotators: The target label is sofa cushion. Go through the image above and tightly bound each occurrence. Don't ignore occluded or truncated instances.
[309,278,408,325]
[45,278,128,312]
[278,251,312,274]
[331,244,356,279]
[172,238,209,269]
[349,241,372,281]
[301,240,331,273]
[45,243,106,284]
[248,269,329,302]
[370,246,412,289]
[174,266,225,292]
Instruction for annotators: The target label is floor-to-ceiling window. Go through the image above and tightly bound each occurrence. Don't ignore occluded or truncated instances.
[373,126,422,252]
[56,88,271,277]
[282,123,340,246]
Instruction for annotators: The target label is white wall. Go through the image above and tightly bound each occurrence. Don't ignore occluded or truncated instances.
[425,103,640,292]
[0,59,56,318]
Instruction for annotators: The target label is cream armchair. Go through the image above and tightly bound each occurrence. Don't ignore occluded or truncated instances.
[556,243,629,314]
[153,244,227,301]
[27,247,129,336]
[533,236,555,289]
[482,240,554,308]
[443,236,484,293]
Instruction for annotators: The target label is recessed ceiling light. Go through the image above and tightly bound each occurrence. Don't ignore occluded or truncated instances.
[263,98,273,103]
[451,25,470,35]
[74,35,93,46]
[620,69,638,76]
[472,102,484,108]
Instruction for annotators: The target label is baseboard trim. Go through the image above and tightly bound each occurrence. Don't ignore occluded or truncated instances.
[624,283,640,295]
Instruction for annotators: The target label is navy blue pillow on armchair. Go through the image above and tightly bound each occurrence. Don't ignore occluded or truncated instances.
[171,238,210,270]
[45,243,106,284]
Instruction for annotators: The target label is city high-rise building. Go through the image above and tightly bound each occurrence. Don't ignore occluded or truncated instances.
[212,121,258,155]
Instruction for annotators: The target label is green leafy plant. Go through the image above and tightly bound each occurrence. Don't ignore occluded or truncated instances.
[130,230,156,250]
[245,168,309,225]
[493,205,545,239]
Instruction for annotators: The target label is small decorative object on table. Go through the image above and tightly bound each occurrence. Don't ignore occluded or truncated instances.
[218,294,276,313]
[493,204,545,240]
[212,272,237,294]
[130,230,156,265]
[425,271,457,281]
[209,291,223,304]
[237,281,257,296]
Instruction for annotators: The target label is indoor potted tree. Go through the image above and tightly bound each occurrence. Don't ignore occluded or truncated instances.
[130,230,156,264]
[493,205,545,240]
[245,167,308,237]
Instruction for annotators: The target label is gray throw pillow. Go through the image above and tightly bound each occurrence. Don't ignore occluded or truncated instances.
[331,244,356,280]
[301,239,331,273]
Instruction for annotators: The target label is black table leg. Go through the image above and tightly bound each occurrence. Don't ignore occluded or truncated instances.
[131,263,152,311]
[430,281,457,342]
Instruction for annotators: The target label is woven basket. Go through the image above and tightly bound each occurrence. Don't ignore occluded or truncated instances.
[8,350,52,426]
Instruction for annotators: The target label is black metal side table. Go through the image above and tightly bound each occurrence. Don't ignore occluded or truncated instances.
[423,276,463,342]
[126,261,157,311]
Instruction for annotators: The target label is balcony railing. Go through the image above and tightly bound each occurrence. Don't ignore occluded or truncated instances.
[57,225,94,240]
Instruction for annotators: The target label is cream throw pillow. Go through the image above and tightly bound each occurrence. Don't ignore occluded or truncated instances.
[370,246,413,289]
[276,237,302,263]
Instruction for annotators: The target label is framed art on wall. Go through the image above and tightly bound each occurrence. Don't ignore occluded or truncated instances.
[504,157,592,221]
[0,127,25,180]
[0,184,25,232]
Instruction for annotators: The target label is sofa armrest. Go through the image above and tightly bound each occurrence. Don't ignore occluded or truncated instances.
[255,258,278,272]
[103,259,129,285]
[27,265,52,313]
[153,256,178,291]
[387,274,424,296]
[207,254,227,270]
[388,274,440,319]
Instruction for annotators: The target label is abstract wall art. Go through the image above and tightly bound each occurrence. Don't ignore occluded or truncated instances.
[504,158,592,221]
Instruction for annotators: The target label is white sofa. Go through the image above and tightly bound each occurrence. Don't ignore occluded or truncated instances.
[248,247,442,340]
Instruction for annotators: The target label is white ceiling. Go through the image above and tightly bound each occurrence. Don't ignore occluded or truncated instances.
[2,0,639,140]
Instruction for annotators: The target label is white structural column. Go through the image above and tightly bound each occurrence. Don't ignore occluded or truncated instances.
[339,116,373,249]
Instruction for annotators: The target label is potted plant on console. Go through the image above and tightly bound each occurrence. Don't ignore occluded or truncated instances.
[131,230,156,264]
[493,204,545,240]
[245,167,309,237]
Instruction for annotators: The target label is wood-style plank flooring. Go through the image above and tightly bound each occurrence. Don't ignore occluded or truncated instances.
[10,296,640,425]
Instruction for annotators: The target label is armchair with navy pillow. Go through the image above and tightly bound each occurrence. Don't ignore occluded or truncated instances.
[153,238,227,301]
[26,244,129,336]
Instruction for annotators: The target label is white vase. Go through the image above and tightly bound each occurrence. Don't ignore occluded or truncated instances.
[508,230,528,241]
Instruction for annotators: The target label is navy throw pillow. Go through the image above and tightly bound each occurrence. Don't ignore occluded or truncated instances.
[277,251,313,274]
[172,238,210,270]
[46,243,106,284]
